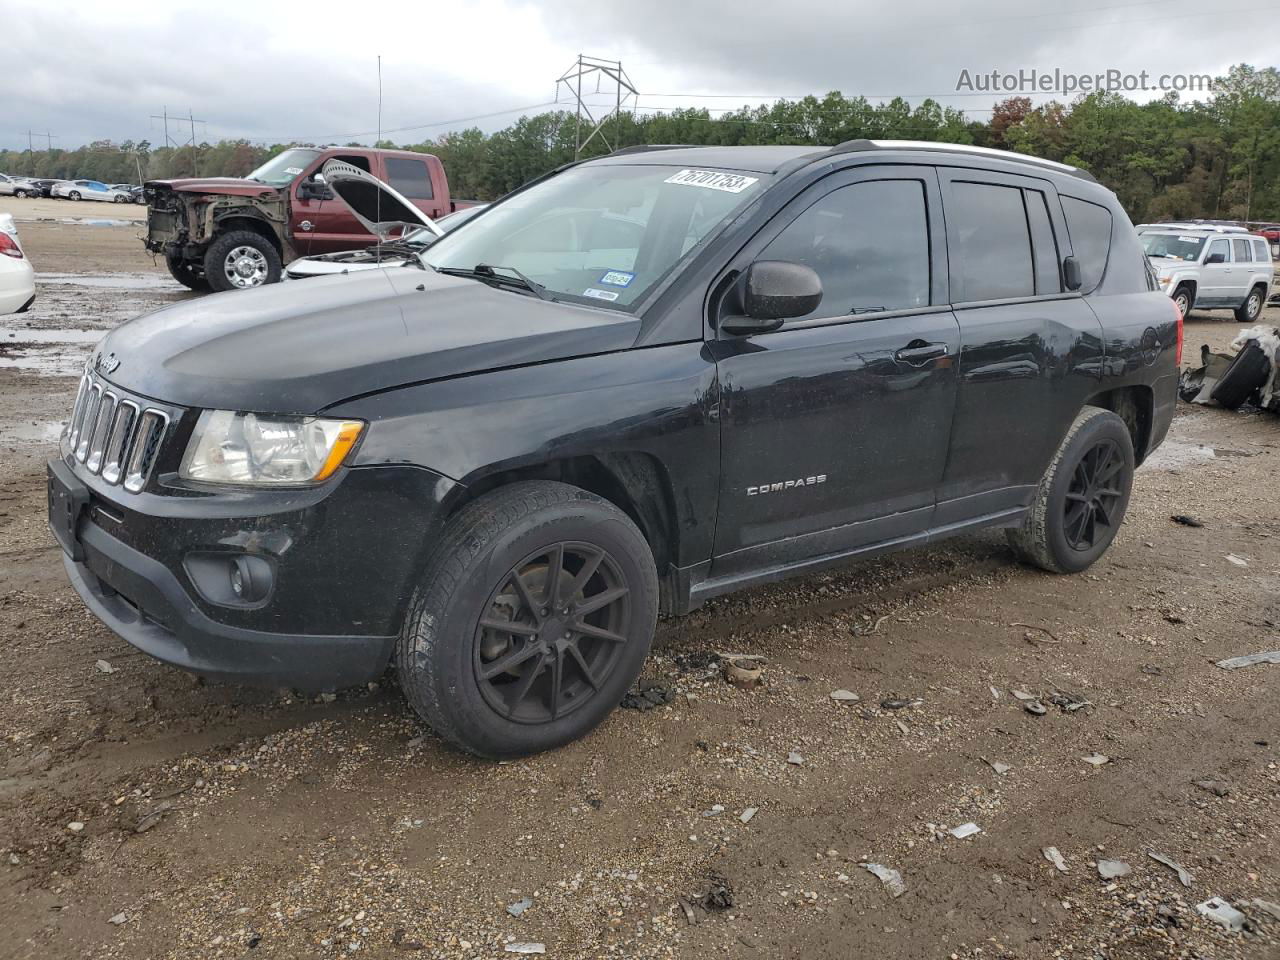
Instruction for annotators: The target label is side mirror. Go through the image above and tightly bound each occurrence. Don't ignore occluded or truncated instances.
[721,260,823,335]
[1205,252,1226,265]
[298,179,332,201]
[1063,255,1083,291]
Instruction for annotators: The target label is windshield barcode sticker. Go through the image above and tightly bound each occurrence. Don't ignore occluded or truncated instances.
[664,169,759,193]
[583,287,620,301]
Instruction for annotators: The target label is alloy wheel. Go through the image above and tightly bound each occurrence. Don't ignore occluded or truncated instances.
[223,245,269,288]
[473,541,631,724]
[1246,292,1261,320]
[1173,291,1189,316]
[1063,439,1125,551]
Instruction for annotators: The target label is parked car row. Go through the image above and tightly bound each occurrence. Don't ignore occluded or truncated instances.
[0,173,144,203]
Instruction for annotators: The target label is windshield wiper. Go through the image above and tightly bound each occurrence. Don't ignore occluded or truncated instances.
[434,263,552,300]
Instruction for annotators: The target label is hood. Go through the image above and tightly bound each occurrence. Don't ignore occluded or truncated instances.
[1147,255,1194,270]
[93,267,640,413]
[321,160,442,241]
[147,177,281,198]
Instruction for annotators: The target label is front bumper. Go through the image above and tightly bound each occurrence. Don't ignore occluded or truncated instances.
[50,455,460,691]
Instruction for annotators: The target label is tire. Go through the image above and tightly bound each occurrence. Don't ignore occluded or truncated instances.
[1007,406,1135,574]
[113,195,128,203]
[1234,285,1265,324]
[68,191,81,201]
[15,189,29,198]
[1210,341,1270,409]
[397,481,659,759]
[203,229,282,292]
[165,254,210,292]
[1171,285,1192,317]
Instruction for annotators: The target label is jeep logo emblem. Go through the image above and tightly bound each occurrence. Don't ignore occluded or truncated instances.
[95,352,120,374]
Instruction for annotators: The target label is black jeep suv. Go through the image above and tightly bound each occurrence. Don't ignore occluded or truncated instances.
[49,141,1179,758]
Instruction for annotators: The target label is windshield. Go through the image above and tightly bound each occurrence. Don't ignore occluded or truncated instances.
[247,148,321,187]
[1141,232,1206,262]
[421,165,768,309]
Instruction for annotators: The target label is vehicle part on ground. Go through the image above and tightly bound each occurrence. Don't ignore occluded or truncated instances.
[1215,650,1280,669]
[397,481,658,758]
[203,230,281,291]
[1007,406,1134,574]
[1148,850,1194,887]
[1210,340,1270,409]
[1196,897,1248,933]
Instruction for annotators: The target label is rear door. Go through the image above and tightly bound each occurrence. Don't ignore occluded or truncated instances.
[383,154,444,220]
[934,170,1104,522]
[711,165,960,578]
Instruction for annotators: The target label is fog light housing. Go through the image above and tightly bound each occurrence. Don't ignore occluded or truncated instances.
[184,552,275,607]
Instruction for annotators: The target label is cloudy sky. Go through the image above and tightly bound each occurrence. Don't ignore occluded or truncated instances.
[5,0,1278,150]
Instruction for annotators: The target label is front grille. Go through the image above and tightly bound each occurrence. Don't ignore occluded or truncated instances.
[66,370,172,493]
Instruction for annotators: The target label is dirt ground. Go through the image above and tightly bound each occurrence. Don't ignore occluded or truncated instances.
[4,196,147,225]
[1,223,1278,960]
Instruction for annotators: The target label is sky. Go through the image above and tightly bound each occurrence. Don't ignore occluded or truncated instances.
[4,0,1278,151]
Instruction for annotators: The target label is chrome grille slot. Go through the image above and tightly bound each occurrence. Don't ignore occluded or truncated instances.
[66,374,91,450]
[85,392,116,473]
[75,384,103,462]
[123,410,168,493]
[101,401,137,485]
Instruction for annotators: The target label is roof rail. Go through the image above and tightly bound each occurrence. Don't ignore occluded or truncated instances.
[1138,221,1250,234]
[821,139,1096,182]
[605,144,697,157]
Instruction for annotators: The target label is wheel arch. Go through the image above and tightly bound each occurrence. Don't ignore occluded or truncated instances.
[1086,385,1154,465]
[212,214,283,254]
[1171,278,1196,304]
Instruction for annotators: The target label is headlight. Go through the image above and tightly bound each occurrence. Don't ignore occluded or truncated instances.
[179,410,364,486]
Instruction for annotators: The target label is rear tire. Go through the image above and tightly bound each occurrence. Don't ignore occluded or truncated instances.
[68,191,81,201]
[165,254,210,292]
[1234,285,1265,324]
[1007,406,1134,574]
[397,481,658,759]
[203,230,281,292]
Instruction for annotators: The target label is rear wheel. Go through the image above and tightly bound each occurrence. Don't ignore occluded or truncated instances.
[165,254,210,292]
[113,194,128,203]
[397,481,658,759]
[203,230,281,292]
[68,190,81,201]
[1007,406,1134,574]
[1234,285,1265,324]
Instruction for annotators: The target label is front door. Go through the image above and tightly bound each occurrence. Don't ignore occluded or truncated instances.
[296,153,379,255]
[711,166,959,579]
[1199,237,1237,306]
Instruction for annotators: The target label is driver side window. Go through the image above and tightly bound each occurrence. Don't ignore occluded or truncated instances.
[1206,239,1230,263]
[761,179,931,320]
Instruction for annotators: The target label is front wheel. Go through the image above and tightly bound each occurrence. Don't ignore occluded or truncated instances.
[1171,285,1192,318]
[68,191,81,201]
[398,481,658,759]
[1234,286,1264,324]
[203,230,282,292]
[1007,406,1135,574]
[113,194,128,203]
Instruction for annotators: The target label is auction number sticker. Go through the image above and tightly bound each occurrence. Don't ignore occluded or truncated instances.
[664,169,759,193]
[582,287,620,301]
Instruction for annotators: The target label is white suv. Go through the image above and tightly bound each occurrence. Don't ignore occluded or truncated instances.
[1138,222,1272,322]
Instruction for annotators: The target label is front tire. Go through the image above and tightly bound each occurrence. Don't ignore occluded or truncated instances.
[203,230,282,292]
[1171,285,1192,318]
[398,481,658,759]
[1234,286,1265,324]
[1007,406,1135,574]
[68,190,81,201]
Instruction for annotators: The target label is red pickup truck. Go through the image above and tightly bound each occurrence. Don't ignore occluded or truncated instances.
[145,146,475,292]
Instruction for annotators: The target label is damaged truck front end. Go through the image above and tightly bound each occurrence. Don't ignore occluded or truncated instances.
[145,181,290,293]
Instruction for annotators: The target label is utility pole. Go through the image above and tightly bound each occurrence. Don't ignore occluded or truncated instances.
[25,130,55,176]
[556,55,638,159]
[151,107,205,176]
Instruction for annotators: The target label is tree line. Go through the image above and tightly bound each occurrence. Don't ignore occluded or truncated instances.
[4,63,1277,223]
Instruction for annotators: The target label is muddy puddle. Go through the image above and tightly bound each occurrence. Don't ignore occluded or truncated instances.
[1142,437,1257,470]
[0,419,64,445]
[36,271,182,290]
[0,326,102,376]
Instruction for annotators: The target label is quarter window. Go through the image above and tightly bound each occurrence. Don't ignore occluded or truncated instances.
[1060,196,1113,294]
[760,179,931,319]
[949,181,1034,301]
[385,156,435,200]
[1025,190,1061,295]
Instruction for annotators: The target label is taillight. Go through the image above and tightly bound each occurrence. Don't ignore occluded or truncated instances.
[0,233,22,260]
[1173,296,1184,366]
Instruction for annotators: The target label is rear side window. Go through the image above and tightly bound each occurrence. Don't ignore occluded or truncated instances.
[1060,196,1113,294]
[1232,238,1252,262]
[948,181,1034,301]
[761,179,931,318]
[385,157,434,200]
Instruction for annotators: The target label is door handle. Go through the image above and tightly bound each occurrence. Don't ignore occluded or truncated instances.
[894,341,948,365]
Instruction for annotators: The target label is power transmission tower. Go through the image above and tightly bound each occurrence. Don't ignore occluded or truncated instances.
[556,55,637,159]
[25,130,56,176]
[150,107,206,176]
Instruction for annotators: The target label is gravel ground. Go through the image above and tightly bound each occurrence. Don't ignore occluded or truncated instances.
[1,223,1277,960]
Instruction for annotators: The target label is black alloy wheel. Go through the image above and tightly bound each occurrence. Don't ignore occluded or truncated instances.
[1062,439,1125,552]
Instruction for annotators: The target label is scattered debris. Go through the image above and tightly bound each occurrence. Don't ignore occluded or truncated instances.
[134,801,173,834]
[95,659,114,674]
[701,804,725,818]
[1244,899,1280,923]
[391,928,427,950]
[108,913,128,925]
[1010,689,1037,701]
[989,686,1001,699]
[1148,851,1194,888]
[1048,689,1092,712]
[699,875,735,911]
[1170,514,1204,528]
[851,615,890,636]
[1024,701,1047,716]
[1225,554,1249,567]
[1193,779,1230,797]
[983,758,1012,775]
[880,697,923,710]
[894,719,910,735]
[504,944,546,955]
[723,656,764,689]
[1042,847,1069,873]
[506,897,533,918]
[1215,650,1280,670]
[1196,897,1247,933]
[1013,623,1061,644]
[67,821,85,833]
[620,683,675,710]
[786,751,804,766]
[949,822,982,839]
[1097,860,1131,880]
[676,897,698,925]
[738,807,757,824]
[1082,754,1111,766]
[859,862,906,898]
[829,689,860,703]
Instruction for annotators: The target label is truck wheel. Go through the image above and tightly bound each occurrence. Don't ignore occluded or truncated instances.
[398,481,658,759]
[165,254,210,292]
[1171,285,1192,317]
[1234,285,1265,324]
[204,230,281,292]
[1007,406,1134,574]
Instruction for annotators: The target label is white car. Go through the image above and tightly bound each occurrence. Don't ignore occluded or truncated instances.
[51,179,132,203]
[0,214,36,314]
[0,174,25,197]
[1138,222,1273,323]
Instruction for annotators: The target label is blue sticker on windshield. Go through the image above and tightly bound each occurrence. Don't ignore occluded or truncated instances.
[598,270,635,288]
